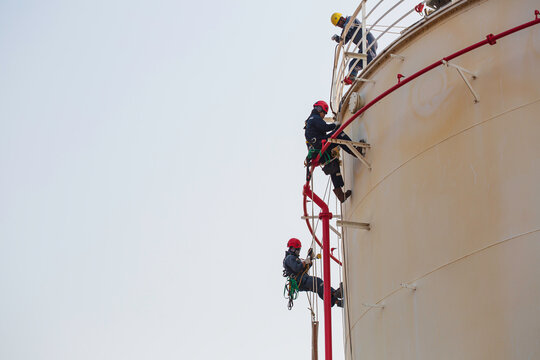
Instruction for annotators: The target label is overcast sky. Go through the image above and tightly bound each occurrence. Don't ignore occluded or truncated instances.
[0,1,422,359]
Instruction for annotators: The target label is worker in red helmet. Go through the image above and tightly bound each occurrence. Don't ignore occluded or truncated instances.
[283,238,343,307]
[304,100,361,203]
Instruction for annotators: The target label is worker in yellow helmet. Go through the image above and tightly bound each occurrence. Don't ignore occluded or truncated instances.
[330,12,378,84]
[330,12,343,26]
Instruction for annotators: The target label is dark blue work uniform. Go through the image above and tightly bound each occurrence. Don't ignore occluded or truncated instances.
[283,250,338,306]
[304,109,356,188]
[304,110,355,152]
[335,16,378,76]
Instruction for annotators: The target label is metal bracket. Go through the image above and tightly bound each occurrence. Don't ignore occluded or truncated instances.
[336,220,370,230]
[327,138,372,170]
[301,215,343,237]
[301,215,342,220]
[363,303,384,309]
[355,78,375,83]
[442,60,479,103]
[344,52,368,60]
[400,283,417,290]
[329,224,342,238]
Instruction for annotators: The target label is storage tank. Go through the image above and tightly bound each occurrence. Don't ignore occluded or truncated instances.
[332,0,540,358]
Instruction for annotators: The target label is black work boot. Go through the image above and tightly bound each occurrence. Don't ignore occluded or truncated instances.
[331,292,343,308]
[333,188,352,203]
[334,282,344,299]
[333,187,345,202]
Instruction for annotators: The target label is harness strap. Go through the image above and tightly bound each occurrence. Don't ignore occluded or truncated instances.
[306,145,333,165]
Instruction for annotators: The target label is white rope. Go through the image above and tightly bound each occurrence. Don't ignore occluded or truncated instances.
[308,175,317,319]
[307,173,332,321]
[314,177,332,320]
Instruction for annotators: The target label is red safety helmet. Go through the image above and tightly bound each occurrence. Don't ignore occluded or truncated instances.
[287,238,302,249]
[313,100,329,114]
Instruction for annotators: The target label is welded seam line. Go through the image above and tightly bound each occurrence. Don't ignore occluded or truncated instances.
[348,227,540,332]
[346,97,540,218]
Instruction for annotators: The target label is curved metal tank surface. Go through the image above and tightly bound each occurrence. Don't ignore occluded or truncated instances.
[339,0,540,358]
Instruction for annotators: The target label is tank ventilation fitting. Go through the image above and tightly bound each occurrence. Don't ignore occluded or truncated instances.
[349,92,365,114]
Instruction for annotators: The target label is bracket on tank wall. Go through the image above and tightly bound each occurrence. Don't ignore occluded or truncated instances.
[301,215,342,220]
[330,225,342,238]
[442,59,479,103]
[301,215,343,237]
[355,78,376,83]
[345,52,368,60]
[400,283,417,290]
[327,138,372,170]
[363,303,384,309]
[336,220,370,230]
[390,53,406,61]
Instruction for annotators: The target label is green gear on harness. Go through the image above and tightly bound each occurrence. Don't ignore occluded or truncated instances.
[284,277,300,310]
[284,277,299,300]
[306,147,333,165]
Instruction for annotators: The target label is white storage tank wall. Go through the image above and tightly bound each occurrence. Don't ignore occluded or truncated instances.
[339,0,540,358]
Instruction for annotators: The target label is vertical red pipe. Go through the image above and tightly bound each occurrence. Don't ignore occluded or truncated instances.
[304,184,333,360]
[320,209,333,360]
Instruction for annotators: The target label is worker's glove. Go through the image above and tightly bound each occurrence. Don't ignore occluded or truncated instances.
[304,257,312,266]
[331,34,342,43]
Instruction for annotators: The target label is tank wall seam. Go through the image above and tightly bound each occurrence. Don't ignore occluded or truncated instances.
[345,97,540,219]
[348,227,540,333]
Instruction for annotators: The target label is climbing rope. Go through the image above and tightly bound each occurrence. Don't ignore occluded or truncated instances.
[286,255,317,311]
[304,175,346,318]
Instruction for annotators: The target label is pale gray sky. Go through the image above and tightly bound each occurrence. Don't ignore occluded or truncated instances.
[0,1,421,358]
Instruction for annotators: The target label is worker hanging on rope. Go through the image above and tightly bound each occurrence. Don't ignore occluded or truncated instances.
[283,238,343,309]
[331,12,378,84]
[304,100,364,203]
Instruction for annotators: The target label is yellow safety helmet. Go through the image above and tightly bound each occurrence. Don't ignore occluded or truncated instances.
[331,12,343,26]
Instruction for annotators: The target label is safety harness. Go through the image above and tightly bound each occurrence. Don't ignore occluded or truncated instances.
[283,248,317,310]
[283,277,299,310]
[305,145,340,181]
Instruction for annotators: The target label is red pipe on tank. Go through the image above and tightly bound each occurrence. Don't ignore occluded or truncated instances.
[303,184,334,360]
[303,191,342,265]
